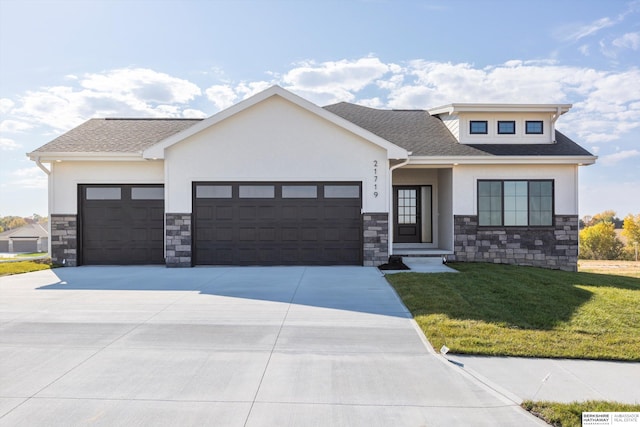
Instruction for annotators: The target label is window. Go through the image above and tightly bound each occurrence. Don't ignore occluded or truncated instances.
[86,187,121,200]
[196,185,232,198]
[324,185,360,198]
[239,185,275,198]
[526,121,543,134]
[497,121,515,134]
[282,185,317,198]
[470,120,488,134]
[131,187,164,200]
[478,180,553,226]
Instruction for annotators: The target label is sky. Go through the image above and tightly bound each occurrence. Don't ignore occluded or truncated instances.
[0,0,639,219]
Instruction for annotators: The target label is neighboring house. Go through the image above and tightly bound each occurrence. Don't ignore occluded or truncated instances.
[28,86,596,271]
[0,223,49,253]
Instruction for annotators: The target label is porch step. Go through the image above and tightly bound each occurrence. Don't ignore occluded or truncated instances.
[392,245,453,258]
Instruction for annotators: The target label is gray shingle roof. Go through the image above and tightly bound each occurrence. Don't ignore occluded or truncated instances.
[32,104,593,158]
[32,118,203,153]
[323,102,593,157]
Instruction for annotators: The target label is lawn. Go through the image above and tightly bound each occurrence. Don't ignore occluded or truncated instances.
[522,400,640,427]
[386,262,640,361]
[0,259,55,276]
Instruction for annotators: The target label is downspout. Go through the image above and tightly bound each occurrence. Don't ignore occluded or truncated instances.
[33,157,52,256]
[551,106,562,143]
[388,156,411,257]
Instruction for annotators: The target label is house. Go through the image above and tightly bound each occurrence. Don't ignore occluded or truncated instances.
[28,85,596,271]
[0,223,49,253]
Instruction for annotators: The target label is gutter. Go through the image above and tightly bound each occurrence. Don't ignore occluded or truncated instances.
[33,156,51,175]
[388,156,411,258]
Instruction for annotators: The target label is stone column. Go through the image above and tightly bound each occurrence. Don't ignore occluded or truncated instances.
[50,214,77,266]
[166,213,192,267]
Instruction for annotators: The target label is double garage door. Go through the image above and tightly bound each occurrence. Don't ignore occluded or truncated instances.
[79,182,362,266]
[194,182,363,265]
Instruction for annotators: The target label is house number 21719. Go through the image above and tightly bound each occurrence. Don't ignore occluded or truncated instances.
[373,160,379,197]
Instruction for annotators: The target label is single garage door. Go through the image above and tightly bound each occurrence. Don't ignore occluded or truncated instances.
[79,184,164,265]
[194,182,362,265]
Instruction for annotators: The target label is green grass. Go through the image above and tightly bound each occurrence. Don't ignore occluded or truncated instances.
[0,260,55,276]
[386,262,640,360]
[522,400,640,427]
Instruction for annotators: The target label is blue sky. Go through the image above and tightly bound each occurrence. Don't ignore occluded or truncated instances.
[1,0,639,218]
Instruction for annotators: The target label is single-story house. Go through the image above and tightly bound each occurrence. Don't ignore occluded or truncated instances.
[28,85,596,271]
[0,223,49,253]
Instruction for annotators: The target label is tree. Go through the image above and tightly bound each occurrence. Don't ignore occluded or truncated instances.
[0,216,27,231]
[579,221,624,260]
[583,210,623,228]
[622,214,640,261]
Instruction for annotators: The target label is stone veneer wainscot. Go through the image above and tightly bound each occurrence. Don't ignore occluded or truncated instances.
[452,215,579,272]
[363,213,389,266]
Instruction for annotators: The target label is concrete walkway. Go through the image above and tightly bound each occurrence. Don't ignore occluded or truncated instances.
[0,266,545,426]
[448,355,640,405]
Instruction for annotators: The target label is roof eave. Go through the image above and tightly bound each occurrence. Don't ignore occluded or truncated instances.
[28,151,150,162]
[428,103,573,116]
[406,155,597,165]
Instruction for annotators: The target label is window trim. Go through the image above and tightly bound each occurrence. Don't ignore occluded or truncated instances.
[477,179,554,227]
[525,120,544,134]
[469,120,488,134]
[497,120,516,135]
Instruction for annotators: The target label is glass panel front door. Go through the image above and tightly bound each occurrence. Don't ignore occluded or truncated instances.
[394,186,421,243]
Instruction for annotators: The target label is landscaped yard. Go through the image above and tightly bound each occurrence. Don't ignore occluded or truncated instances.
[388,261,640,425]
[386,262,640,361]
[0,259,54,276]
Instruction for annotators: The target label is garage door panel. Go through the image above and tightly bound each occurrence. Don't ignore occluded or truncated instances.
[194,182,362,266]
[81,185,164,265]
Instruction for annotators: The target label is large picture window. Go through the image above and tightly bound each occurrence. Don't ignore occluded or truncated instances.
[478,180,553,226]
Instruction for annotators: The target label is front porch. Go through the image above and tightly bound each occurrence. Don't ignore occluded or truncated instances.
[390,166,454,257]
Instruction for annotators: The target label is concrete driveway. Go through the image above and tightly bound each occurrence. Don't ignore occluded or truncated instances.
[0,266,545,426]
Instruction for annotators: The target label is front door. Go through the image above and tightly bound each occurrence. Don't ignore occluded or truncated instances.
[394,186,421,243]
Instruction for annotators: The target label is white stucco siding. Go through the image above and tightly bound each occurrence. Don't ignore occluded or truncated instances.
[165,96,389,213]
[50,161,164,214]
[453,164,578,215]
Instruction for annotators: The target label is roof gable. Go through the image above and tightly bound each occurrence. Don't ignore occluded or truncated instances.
[143,85,408,160]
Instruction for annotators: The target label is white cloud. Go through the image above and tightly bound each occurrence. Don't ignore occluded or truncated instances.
[80,68,201,104]
[282,57,391,104]
[0,119,33,132]
[205,84,239,110]
[182,108,208,118]
[612,32,640,50]
[3,58,639,151]
[0,137,20,150]
[10,68,203,132]
[9,167,47,189]
[579,44,590,56]
[558,17,616,42]
[599,149,640,166]
[0,98,14,114]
